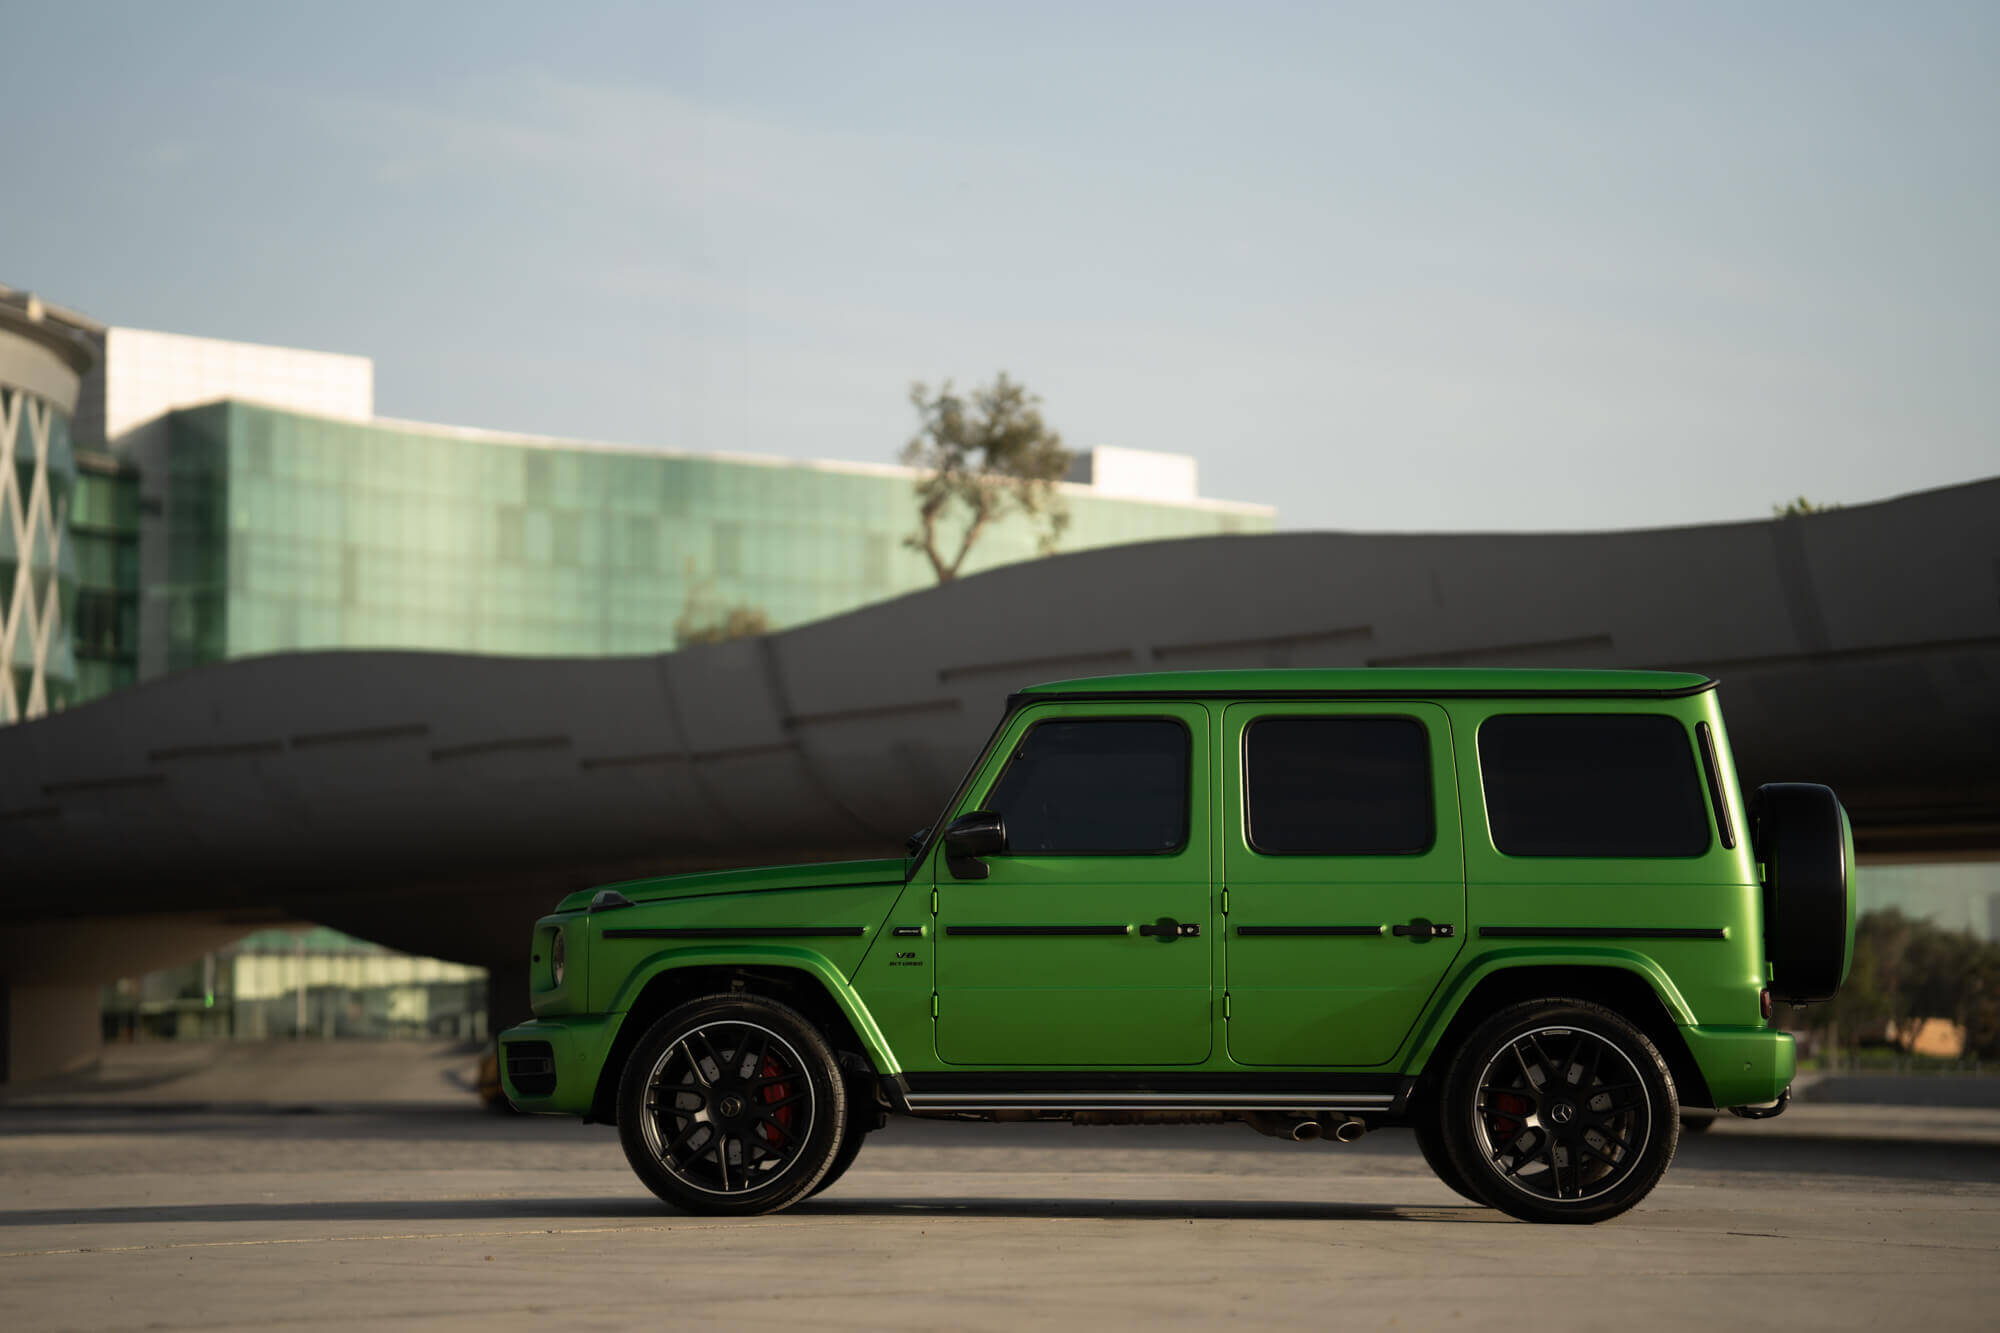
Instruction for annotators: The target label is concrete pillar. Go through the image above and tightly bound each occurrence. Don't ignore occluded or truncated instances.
[0,913,251,1084]
[2,982,101,1083]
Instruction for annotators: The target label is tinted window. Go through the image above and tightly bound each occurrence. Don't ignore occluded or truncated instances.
[985,719,1188,854]
[1245,717,1433,855]
[1479,715,1710,857]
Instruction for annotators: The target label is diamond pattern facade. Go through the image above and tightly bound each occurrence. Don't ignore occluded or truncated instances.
[0,386,78,723]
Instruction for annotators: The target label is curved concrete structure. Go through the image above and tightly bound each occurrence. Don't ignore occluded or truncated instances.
[0,290,95,412]
[1,476,1996,1000]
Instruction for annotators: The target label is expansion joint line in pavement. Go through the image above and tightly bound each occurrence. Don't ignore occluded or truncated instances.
[0,1219,832,1261]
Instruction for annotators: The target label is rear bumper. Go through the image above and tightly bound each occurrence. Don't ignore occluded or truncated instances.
[498,1016,616,1116]
[1680,1024,1795,1109]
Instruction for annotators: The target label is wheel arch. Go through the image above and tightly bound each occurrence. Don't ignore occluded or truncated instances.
[1405,953,1715,1110]
[586,948,898,1124]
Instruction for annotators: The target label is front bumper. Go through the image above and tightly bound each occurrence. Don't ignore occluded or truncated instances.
[498,1015,617,1116]
[1680,1024,1795,1109]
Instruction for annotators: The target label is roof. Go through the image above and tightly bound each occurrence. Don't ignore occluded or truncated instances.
[1016,668,1716,698]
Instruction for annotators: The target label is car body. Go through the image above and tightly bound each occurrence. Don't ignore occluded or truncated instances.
[500,668,1852,1222]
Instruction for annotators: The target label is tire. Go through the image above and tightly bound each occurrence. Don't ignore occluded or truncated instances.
[1412,1110,1483,1203]
[807,1105,870,1199]
[1753,783,1852,1003]
[1438,998,1680,1225]
[617,993,849,1216]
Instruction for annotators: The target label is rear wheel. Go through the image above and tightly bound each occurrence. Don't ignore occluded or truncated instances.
[616,994,848,1216]
[1412,1109,1482,1203]
[1439,998,1679,1224]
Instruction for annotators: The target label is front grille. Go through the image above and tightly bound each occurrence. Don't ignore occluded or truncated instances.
[505,1040,556,1096]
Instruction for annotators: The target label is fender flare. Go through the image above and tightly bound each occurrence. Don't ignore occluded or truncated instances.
[1401,946,1699,1073]
[600,944,903,1077]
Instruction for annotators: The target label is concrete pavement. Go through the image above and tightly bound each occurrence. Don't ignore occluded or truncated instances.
[2,1108,1997,1331]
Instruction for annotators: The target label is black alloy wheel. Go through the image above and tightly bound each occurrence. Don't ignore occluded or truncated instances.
[1439,998,1679,1224]
[617,994,848,1216]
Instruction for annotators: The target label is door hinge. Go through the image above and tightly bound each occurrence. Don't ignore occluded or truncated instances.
[1223,992,1231,1020]
[930,888,939,915]
[930,993,939,1019]
[1221,887,1229,914]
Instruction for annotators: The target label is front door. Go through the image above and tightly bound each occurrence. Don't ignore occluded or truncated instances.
[1222,702,1465,1066]
[935,702,1213,1066]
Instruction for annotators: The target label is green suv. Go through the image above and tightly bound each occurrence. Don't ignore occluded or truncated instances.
[500,669,1852,1224]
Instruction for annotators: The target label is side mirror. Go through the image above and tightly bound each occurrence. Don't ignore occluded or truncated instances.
[944,811,1006,880]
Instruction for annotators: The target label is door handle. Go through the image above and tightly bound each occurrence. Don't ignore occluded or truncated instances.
[1391,918,1455,942]
[1138,918,1201,941]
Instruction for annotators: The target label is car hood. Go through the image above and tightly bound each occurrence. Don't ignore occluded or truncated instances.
[555,857,908,913]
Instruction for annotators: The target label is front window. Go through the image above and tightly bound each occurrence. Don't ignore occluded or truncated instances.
[984,718,1189,854]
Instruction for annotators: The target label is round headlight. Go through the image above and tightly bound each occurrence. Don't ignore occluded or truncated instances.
[550,927,566,987]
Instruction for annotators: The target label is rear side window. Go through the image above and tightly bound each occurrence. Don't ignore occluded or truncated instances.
[985,718,1189,854]
[1479,714,1710,857]
[1244,717,1433,855]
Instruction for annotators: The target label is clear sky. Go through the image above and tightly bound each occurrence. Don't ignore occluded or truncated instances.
[5,1,1995,531]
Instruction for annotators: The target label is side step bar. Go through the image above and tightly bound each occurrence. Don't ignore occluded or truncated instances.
[902,1090,1398,1113]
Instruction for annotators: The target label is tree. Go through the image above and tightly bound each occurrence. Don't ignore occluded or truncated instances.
[676,605,771,647]
[673,558,771,648]
[900,374,1073,582]
[1782,909,2000,1059]
[1773,496,1840,517]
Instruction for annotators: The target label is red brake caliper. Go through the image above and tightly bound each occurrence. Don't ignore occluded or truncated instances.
[1492,1092,1532,1141]
[758,1057,796,1149]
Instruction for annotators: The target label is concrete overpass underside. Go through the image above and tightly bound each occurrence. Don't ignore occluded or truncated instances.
[2,477,1996,1079]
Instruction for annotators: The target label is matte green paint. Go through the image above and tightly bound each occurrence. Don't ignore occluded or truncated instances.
[499,1014,616,1115]
[935,701,1214,1066]
[507,943,904,1117]
[585,885,895,1013]
[1221,701,1465,1066]
[1400,946,1700,1071]
[556,858,908,914]
[499,668,1824,1117]
[1683,1024,1797,1108]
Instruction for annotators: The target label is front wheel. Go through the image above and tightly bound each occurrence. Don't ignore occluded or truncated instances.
[1438,998,1679,1224]
[616,994,849,1216]
[807,1101,872,1199]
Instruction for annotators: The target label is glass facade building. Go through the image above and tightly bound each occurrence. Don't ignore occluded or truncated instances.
[69,454,141,699]
[160,401,1273,668]
[0,385,81,721]
[4,305,1274,705]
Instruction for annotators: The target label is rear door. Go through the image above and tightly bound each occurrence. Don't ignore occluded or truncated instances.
[935,702,1213,1066]
[1222,702,1465,1066]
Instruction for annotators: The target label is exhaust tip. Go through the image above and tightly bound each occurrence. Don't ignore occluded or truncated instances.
[1291,1120,1323,1141]
[1332,1119,1366,1143]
